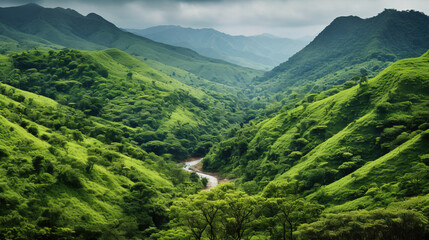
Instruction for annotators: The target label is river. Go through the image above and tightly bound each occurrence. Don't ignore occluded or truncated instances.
[183,158,218,189]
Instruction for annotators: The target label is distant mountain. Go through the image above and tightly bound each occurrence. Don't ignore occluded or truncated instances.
[127,25,309,70]
[0,4,261,88]
[256,9,429,95]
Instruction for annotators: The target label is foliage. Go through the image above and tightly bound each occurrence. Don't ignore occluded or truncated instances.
[156,183,322,240]
[295,209,428,240]
[0,82,206,239]
[0,48,250,161]
[204,51,429,210]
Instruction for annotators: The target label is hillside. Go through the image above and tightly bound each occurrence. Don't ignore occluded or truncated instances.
[204,51,429,211]
[254,9,429,101]
[0,4,262,88]
[1,4,429,239]
[0,48,248,161]
[0,82,206,239]
[127,25,308,70]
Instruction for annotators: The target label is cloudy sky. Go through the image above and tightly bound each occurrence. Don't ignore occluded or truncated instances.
[1,0,428,38]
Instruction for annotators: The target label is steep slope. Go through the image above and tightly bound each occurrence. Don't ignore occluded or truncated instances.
[255,9,429,99]
[204,51,429,209]
[0,22,64,53]
[0,3,262,88]
[0,48,247,161]
[127,25,308,70]
[0,82,205,239]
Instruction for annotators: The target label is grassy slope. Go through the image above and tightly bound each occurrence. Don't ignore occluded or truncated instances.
[0,48,248,160]
[204,51,429,209]
[0,83,183,235]
[83,48,249,133]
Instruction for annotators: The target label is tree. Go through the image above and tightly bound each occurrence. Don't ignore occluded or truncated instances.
[263,198,323,240]
[171,192,221,240]
[86,156,98,173]
[127,72,133,80]
[218,190,261,240]
[32,155,44,173]
[398,163,429,196]
[295,209,428,240]
[168,183,263,240]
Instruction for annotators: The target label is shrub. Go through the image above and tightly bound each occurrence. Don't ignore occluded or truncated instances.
[310,125,327,136]
[420,154,429,166]
[86,156,98,173]
[20,120,29,129]
[288,151,303,161]
[418,123,429,131]
[71,130,84,141]
[57,166,83,188]
[27,125,39,136]
[376,102,393,114]
[201,177,208,188]
[296,209,428,240]
[41,134,50,141]
[0,148,9,159]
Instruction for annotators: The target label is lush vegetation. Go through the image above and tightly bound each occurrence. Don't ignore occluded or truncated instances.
[151,183,428,240]
[0,4,428,239]
[251,9,429,112]
[203,51,429,231]
[152,183,323,239]
[0,48,252,161]
[0,82,208,239]
[205,50,429,195]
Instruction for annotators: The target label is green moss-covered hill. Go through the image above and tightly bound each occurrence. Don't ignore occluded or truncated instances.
[204,51,429,211]
[0,81,207,239]
[0,4,261,88]
[253,9,429,103]
[0,48,248,161]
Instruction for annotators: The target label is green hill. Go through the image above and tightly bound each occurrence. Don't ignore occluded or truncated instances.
[0,81,206,239]
[0,48,248,161]
[1,4,429,239]
[0,3,262,88]
[204,51,429,211]
[254,9,429,102]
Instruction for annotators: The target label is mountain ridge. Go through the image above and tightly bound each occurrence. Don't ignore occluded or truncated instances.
[0,4,261,88]
[204,50,429,208]
[127,25,309,70]
[254,9,429,101]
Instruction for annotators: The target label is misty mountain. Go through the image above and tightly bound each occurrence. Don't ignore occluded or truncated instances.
[127,25,309,70]
[0,3,261,87]
[256,9,429,95]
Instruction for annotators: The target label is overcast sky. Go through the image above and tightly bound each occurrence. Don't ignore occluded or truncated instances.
[1,0,428,38]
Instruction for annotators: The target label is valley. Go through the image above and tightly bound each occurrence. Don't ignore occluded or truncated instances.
[127,26,309,70]
[183,158,219,190]
[0,3,428,240]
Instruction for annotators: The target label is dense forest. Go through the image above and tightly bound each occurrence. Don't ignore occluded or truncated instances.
[0,4,428,240]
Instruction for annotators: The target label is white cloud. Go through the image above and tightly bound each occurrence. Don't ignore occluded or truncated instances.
[0,0,428,38]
